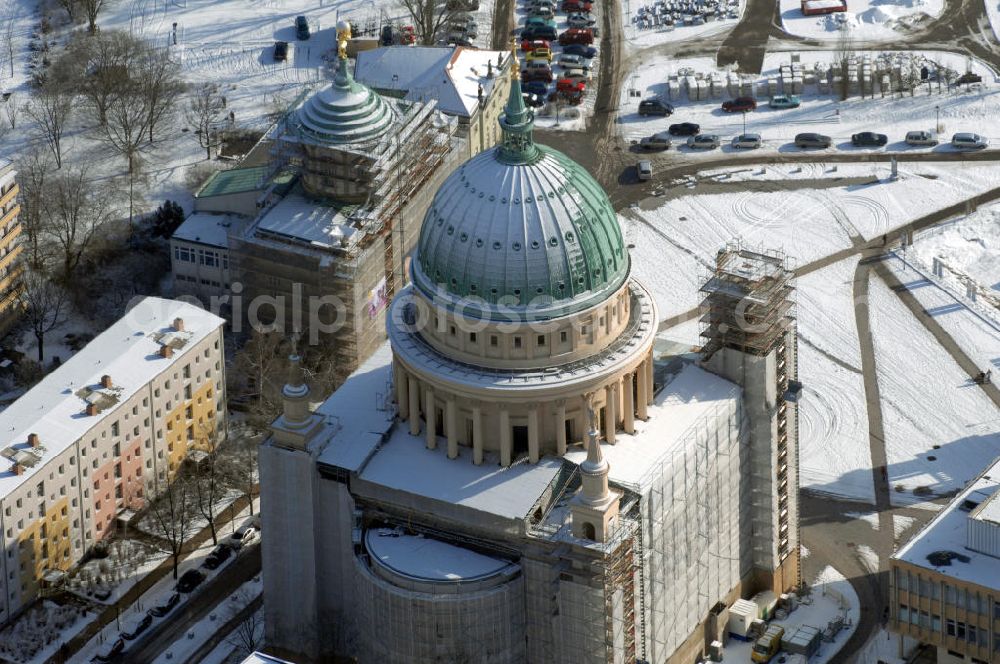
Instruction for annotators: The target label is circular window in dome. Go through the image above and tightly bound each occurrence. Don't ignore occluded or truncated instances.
[526,196,533,203]
[513,288,521,296]
[577,277,585,284]
[558,282,565,290]
[479,192,484,198]
[470,284,477,292]
[447,225,454,235]
[549,237,558,247]
[493,241,502,250]
[436,217,444,226]
[565,231,575,243]
[489,195,495,202]
[470,186,476,193]
[475,238,484,247]
[536,287,543,294]
[501,197,507,204]
[450,278,457,285]
[460,232,468,242]
[530,240,540,249]
[593,268,601,276]
[548,192,555,199]
[512,241,521,251]
[490,288,498,295]
[514,197,520,204]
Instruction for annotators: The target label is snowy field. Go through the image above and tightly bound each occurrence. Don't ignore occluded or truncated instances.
[867,274,1000,506]
[780,0,943,41]
[619,51,999,153]
[621,0,745,50]
[909,202,1000,298]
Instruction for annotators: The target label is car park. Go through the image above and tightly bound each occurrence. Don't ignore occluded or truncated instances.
[687,134,720,149]
[294,15,310,40]
[521,25,557,40]
[521,80,549,96]
[557,53,590,69]
[526,47,552,62]
[639,133,672,150]
[520,39,550,51]
[668,122,700,136]
[794,132,831,148]
[562,44,597,59]
[567,12,597,27]
[529,4,555,17]
[560,67,588,81]
[148,592,181,617]
[175,568,206,593]
[558,28,593,45]
[230,525,259,549]
[851,131,888,147]
[556,78,585,94]
[637,160,653,181]
[121,613,153,640]
[731,133,762,149]
[722,97,757,112]
[202,543,233,570]
[904,130,938,146]
[638,98,673,116]
[522,68,554,83]
[273,41,288,62]
[768,94,800,109]
[92,638,125,663]
[561,0,593,10]
[952,132,988,149]
[524,16,556,28]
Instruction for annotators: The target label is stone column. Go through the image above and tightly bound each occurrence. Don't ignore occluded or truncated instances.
[555,399,567,455]
[528,407,540,463]
[637,362,649,420]
[396,365,409,420]
[499,407,512,467]
[425,387,436,450]
[446,398,458,459]
[604,383,617,444]
[472,404,484,466]
[623,372,635,434]
[408,376,421,436]
[646,351,655,406]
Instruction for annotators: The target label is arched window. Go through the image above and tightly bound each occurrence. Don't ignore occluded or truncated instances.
[582,522,596,540]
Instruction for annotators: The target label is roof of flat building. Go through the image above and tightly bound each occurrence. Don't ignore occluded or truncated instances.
[254,187,359,248]
[196,166,270,198]
[893,456,1000,589]
[0,297,225,499]
[171,212,247,249]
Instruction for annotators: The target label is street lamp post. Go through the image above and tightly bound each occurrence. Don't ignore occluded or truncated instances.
[935,105,940,134]
[742,109,746,136]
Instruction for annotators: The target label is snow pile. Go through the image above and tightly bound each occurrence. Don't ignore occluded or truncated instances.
[780,0,942,40]
[845,511,880,530]
[893,514,916,540]
[855,543,880,573]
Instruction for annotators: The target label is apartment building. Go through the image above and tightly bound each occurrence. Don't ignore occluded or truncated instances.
[890,456,1000,664]
[0,297,226,625]
[0,160,24,337]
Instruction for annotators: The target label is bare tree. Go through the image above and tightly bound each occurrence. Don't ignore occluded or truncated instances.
[80,0,109,33]
[832,24,854,101]
[17,270,69,364]
[66,31,138,127]
[220,433,259,516]
[185,83,225,160]
[25,82,74,168]
[44,168,119,280]
[146,476,195,579]
[56,0,80,24]
[191,426,225,546]
[141,49,184,143]
[229,330,287,433]
[2,1,18,82]
[400,0,456,46]
[225,602,263,656]
[14,147,56,270]
[4,99,21,130]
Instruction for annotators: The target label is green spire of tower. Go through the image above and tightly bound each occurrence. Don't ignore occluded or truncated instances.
[497,44,541,165]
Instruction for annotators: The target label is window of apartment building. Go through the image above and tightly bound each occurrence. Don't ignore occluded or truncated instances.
[899,605,909,624]
[115,485,122,499]
[111,422,119,437]
[968,625,978,645]
[154,388,160,398]
[513,336,522,349]
[114,464,121,479]
[183,364,191,379]
[35,482,43,497]
[184,385,192,400]
[15,498,20,508]
[537,335,546,347]
[185,405,193,419]
[112,443,120,457]
[69,457,75,466]
[132,406,138,416]
[91,459,97,469]
[143,397,148,407]
[146,460,152,469]
[187,426,194,441]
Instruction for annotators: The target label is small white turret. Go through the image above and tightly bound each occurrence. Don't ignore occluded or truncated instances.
[270,336,324,450]
[569,402,621,542]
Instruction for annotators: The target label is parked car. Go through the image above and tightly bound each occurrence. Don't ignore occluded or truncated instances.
[556,78,585,94]
[562,44,597,59]
[558,28,593,45]
[636,160,653,181]
[523,92,546,107]
[731,133,762,149]
[722,97,757,113]
[560,67,588,82]
[148,592,181,617]
[526,47,552,62]
[638,132,671,150]
[202,543,233,570]
[768,94,800,109]
[520,38,550,51]
[121,613,153,640]
[794,132,831,148]
[521,25,557,40]
[522,68,554,83]
[851,131,887,147]
[92,638,125,663]
[557,53,590,69]
[668,122,700,136]
[294,15,310,40]
[528,4,555,17]
[273,41,288,62]
[522,80,549,96]
[638,98,673,116]
[686,134,720,149]
[230,525,259,549]
[904,130,938,146]
[567,12,597,27]
[175,568,206,593]
[561,0,593,10]
[956,72,982,85]
[952,132,988,149]
[752,625,786,663]
[525,0,555,9]
[524,16,556,29]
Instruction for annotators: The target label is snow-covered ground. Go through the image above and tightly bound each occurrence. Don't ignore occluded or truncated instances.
[780,0,943,42]
[620,51,999,153]
[909,202,1000,298]
[868,274,1000,506]
[69,539,170,607]
[0,601,97,664]
[621,0,744,50]
[719,566,859,664]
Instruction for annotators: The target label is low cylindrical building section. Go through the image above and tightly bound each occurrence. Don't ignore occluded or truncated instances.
[354,529,526,664]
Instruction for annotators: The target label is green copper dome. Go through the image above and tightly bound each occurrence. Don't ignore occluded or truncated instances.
[412,74,628,321]
[295,56,395,145]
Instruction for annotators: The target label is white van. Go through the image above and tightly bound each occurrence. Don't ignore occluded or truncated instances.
[637,160,652,181]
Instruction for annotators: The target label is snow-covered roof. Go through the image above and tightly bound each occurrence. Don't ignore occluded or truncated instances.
[254,189,358,248]
[240,654,296,664]
[354,46,509,118]
[893,456,1000,589]
[0,160,14,189]
[171,212,246,249]
[365,528,515,581]
[0,298,225,499]
[564,362,740,492]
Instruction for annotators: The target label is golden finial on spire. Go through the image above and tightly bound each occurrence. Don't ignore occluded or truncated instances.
[509,37,520,81]
[337,20,352,60]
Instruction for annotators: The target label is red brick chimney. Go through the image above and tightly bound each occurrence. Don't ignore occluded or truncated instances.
[100,375,113,389]
[27,433,40,448]
[160,345,173,359]
[173,317,185,332]
[86,403,99,416]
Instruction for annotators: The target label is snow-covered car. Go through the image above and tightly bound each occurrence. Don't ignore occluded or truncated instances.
[904,130,938,146]
[148,592,181,617]
[951,132,988,149]
[557,53,591,70]
[91,638,124,663]
[638,133,672,151]
[121,613,152,640]
[230,525,259,549]
[566,12,597,27]
[686,134,720,150]
[768,94,800,109]
[636,160,653,181]
[731,133,762,149]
